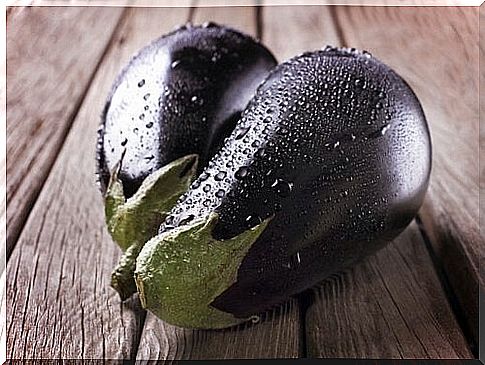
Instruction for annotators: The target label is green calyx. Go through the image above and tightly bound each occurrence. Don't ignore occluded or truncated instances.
[105,154,198,300]
[135,213,271,329]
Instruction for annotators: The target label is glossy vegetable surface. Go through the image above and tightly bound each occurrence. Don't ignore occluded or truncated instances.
[97,22,277,197]
[135,47,432,328]
[96,23,277,299]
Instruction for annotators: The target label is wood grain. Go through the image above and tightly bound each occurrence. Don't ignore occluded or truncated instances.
[5,7,125,258]
[6,7,190,360]
[1,271,6,363]
[135,6,302,360]
[480,6,485,356]
[262,5,340,62]
[192,4,258,37]
[137,299,301,360]
[331,5,482,344]
[480,0,485,257]
[306,223,472,358]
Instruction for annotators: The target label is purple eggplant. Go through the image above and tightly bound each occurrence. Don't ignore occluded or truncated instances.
[135,47,431,329]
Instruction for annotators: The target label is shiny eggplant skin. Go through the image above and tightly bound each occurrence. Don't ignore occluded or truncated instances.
[96,23,277,198]
[160,47,432,318]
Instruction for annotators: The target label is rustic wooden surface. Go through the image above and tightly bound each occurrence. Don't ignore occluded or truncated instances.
[5,6,125,258]
[480,0,485,290]
[137,299,302,360]
[306,223,471,358]
[5,3,481,361]
[262,5,340,62]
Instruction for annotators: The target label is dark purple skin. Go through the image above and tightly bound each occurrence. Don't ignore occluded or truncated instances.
[96,23,277,198]
[161,47,432,318]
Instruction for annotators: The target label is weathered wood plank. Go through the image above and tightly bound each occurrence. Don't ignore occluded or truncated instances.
[5,6,125,258]
[1,271,6,364]
[135,6,302,360]
[480,5,485,357]
[6,7,190,360]
[193,5,258,36]
[332,5,482,345]
[480,0,485,264]
[306,223,472,358]
[262,5,340,62]
[137,300,301,360]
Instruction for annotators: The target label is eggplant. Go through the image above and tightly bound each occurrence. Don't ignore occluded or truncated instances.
[134,46,432,329]
[96,23,277,299]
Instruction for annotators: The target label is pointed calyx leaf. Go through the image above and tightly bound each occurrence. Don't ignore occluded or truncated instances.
[104,154,198,299]
[135,213,272,329]
[105,160,125,223]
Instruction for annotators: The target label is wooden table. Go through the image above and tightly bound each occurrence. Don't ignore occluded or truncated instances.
[5,2,483,361]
